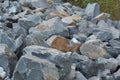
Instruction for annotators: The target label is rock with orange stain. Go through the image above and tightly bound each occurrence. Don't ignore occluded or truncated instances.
[70,14,81,20]
[47,35,81,53]
[48,10,69,18]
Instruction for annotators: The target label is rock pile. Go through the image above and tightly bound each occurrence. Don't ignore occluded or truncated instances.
[0,0,120,80]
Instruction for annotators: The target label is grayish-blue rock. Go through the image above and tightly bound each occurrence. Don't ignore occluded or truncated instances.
[0,44,17,77]
[23,45,71,79]
[25,34,49,47]
[97,57,118,71]
[76,60,105,78]
[0,30,16,51]
[85,3,100,18]
[12,54,59,80]
[19,0,50,8]
[109,39,120,48]
[94,31,113,41]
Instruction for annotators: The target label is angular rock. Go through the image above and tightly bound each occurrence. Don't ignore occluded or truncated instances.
[109,39,120,48]
[73,33,87,42]
[23,45,71,79]
[76,60,105,78]
[18,17,38,32]
[0,44,17,77]
[61,16,74,25]
[66,26,78,37]
[48,10,69,18]
[94,31,113,41]
[97,57,118,71]
[80,40,108,59]
[0,30,16,51]
[12,55,59,80]
[78,20,93,36]
[70,52,89,63]
[85,3,100,18]
[25,34,49,47]
[29,17,65,39]
[12,23,27,38]
[47,35,81,53]
[74,71,87,80]
[105,47,120,58]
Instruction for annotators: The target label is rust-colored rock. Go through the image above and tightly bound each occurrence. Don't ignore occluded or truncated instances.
[51,36,81,53]
[70,14,81,20]
[48,10,69,17]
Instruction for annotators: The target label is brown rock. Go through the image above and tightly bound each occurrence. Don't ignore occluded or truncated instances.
[48,10,69,18]
[48,36,81,53]
[70,14,81,20]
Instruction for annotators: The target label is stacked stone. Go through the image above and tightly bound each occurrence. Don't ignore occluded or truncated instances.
[0,0,120,80]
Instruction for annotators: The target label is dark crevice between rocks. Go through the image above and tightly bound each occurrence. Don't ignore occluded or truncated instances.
[111,65,120,74]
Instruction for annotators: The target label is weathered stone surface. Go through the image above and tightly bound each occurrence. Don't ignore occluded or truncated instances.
[109,39,120,48]
[18,18,38,31]
[19,0,50,8]
[61,16,74,25]
[25,34,49,47]
[73,33,87,42]
[94,31,113,41]
[0,30,16,51]
[70,14,81,21]
[23,45,71,79]
[88,76,101,80]
[76,60,105,78]
[80,40,108,59]
[85,3,100,18]
[0,44,17,77]
[116,55,120,66]
[12,23,27,38]
[9,6,17,14]
[48,10,69,18]
[97,57,118,71]
[114,69,120,79]
[66,26,78,38]
[78,20,93,36]
[93,12,110,21]
[0,67,6,80]
[70,52,89,63]
[105,47,120,58]
[12,55,59,80]
[74,71,87,80]
[47,36,81,53]
[29,17,65,39]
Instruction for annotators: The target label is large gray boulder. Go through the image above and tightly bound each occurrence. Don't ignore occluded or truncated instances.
[12,55,59,80]
[23,45,71,79]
